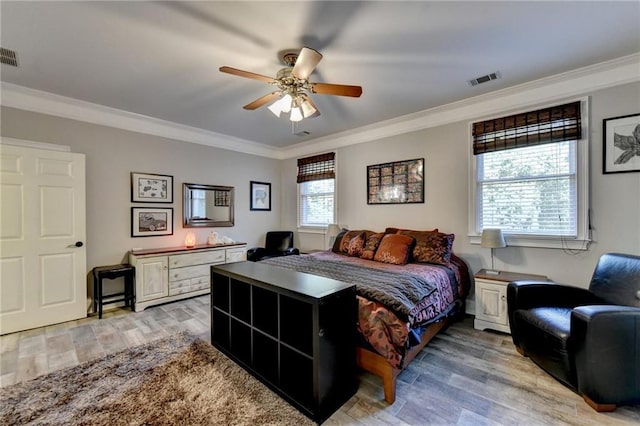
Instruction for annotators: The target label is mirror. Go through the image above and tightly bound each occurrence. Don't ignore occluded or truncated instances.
[183,183,234,227]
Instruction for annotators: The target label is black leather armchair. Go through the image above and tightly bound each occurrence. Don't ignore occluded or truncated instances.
[247,231,300,262]
[507,253,640,412]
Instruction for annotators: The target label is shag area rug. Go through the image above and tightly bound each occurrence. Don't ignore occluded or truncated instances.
[0,333,316,425]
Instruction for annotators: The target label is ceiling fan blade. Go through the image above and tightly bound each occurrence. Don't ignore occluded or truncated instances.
[243,92,282,110]
[292,47,323,80]
[309,82,363,97]
[219,66,275,84]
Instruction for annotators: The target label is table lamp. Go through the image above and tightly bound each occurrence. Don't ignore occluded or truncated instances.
[326,224,341,250]
[481,228,506,275]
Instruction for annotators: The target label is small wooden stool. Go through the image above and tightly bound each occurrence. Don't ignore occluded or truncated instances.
[92,264,135,319]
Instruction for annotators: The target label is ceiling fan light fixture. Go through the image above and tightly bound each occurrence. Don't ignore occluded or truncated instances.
[300,98,317,118]
[290,106,303,122]
[267,94,293,117]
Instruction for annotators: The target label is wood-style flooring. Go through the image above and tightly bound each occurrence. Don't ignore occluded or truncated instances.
[1,295,638,425]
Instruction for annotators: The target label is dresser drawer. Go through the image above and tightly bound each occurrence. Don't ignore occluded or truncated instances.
[169,264,210,282]
[169,250,225,268]
[226,248,246,263]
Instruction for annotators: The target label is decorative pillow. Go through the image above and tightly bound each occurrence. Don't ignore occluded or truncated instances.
[401,230,455,265]
[347,233,366,257]
[360,232,384,260]
[373,234,415,265]
[339,230,366,254]
[398,229,439,262]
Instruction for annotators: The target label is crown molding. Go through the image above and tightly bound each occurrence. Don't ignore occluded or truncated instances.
[0,82,280,159]
[280,52,640,159]
[2,53,639,161]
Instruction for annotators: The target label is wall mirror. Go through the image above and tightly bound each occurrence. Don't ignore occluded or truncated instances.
[183,183,234,227]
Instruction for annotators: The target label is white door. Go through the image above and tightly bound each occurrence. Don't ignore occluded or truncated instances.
[0,143,86,335]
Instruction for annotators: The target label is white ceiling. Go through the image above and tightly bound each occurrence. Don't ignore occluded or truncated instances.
[2,1,639,149]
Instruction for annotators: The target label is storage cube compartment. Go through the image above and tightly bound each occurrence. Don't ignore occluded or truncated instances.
[230,279,251,323]
[280,345,314,409]
[252,330,278,383]
[212,309,230,350]
[211,272,229,312]
[280,295,313,355]
[230,318,252,365]
[252,286,278,337]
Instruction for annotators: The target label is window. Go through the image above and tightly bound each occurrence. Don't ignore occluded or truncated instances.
[470,100,590,249]
[297,152,336,227]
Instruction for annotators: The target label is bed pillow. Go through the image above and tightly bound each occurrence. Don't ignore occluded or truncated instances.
[373,234,415,265]
[399,230,455,265]
[347,233,366,257]
[338,230,366,254]
[360,232,385,260]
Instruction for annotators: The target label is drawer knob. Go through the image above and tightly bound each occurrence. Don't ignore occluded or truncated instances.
[318,329,325,337]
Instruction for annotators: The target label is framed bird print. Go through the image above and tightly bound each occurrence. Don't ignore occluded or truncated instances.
[603,113,640,174]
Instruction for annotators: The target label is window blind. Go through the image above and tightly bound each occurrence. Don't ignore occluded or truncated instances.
[473,101,581,155]
[297,152,335,183]
[477,141,577,236]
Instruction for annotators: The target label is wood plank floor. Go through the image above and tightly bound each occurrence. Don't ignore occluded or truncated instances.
[1,295,638,425]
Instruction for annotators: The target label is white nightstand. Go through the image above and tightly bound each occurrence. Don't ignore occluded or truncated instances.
[474,269,548,333]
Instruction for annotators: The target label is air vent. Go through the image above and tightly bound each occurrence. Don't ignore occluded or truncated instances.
[469,71,501,86]
[1,47,19,67]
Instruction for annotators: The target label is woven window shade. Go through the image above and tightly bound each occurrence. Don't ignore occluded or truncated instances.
[472,101,582,155]
[297,152,335,183]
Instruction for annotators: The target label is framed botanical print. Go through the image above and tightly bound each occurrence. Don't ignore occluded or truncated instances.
[603,113,640,174]
[131,172,173,203]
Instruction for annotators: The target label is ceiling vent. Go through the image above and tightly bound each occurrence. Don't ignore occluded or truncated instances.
[469,71,501,86]
[1,47,19,67]
[294,130,310,137]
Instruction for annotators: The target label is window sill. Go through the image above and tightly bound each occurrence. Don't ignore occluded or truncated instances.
[469,234,592,250]
[297,226,327,234]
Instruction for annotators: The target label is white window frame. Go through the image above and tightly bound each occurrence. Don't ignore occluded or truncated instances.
[297,158,337,231]
[468,97,591,250]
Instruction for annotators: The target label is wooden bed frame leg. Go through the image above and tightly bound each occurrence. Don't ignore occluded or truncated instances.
[582,395,616,412]
[382,368,400,404]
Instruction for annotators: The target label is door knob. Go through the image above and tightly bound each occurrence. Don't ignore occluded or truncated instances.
[74,241,84,247]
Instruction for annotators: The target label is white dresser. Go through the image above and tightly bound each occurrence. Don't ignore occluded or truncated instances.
[129,243,247,312]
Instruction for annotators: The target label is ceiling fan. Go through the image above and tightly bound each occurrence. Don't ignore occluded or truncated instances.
[219,47,362,122]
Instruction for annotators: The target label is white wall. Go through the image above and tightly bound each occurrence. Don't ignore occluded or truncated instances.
[0,107,282,275]
[282,82,640,290]
[3,81,639,299]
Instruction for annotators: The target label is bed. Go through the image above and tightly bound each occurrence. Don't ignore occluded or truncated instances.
[261,228,471,403]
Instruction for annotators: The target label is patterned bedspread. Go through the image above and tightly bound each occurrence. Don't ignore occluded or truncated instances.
[261,251,470,368]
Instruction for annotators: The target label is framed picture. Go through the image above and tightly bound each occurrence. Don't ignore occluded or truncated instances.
[131,207,173,237]
[250,181,271,211]
[367,158,424,204]
[131,172,173,203]
[603,113,640,174]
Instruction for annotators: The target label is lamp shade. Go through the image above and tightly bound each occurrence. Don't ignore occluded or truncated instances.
[481,228,506,248]
[327,224,340,238]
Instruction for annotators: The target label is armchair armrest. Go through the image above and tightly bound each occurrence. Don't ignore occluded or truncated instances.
[284,247,300,256]
[507,280,600,312]
[571,305,640,406]
[247,247,267,262]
